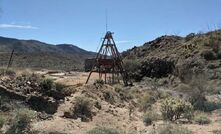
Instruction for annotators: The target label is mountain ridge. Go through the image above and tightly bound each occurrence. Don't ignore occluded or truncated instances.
[0,36,96,70]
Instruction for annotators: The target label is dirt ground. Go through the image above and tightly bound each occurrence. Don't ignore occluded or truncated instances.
[29,71,221,134]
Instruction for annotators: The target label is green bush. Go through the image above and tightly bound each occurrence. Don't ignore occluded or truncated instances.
[55,82,74,96]
[150,123,193,134]
[55,82,65,92]
[189,88,221,112]
[40,79,71,100]
[194,112,211,125]
[143,110,160,126]
[7,108,36,134]
[40,78,54,92]
[160,97,193,121]
[88,127,121,134]
[72,96,93,122]
[104,90,115,104]
[201,49,217,60]
[0,116,5,129]
[143,116,152,126]
[123,59,141,81]
[94,79,104,85]
[0,68,16,76]
[140,90,164,111]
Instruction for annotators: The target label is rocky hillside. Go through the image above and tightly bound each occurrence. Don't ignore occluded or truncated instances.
[0,36,95,70]
[123,29,221,83]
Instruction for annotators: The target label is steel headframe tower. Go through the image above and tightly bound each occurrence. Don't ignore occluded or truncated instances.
[86,31,130,86]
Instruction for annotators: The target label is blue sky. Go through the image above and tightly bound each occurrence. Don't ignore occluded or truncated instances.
[0,0,221,52]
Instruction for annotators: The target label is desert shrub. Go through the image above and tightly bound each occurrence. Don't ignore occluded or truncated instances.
[88,127,121,134]
[213,129,221,134]
[140,89,170,112]
[55,82,65,92]
[54,82,75,96]
[194,112,211,125]
[71,96,93,122]
[140,59,175,79]
[140,93,157,111]
[143,115,152,126]
[186,75,221,112]
[143,110,160,126]
[201,49,217,60]
[0,96,15,112]
[94,79,104,85]
[0,68,16,76]
[0,116,5,129]
[114,86,133,100]
[123,59,141,81]
[6,108,36,134]
[217,50,221,59]
[94,79,104,88]
[208,39,220,53]
[160,97,193,121]
[40,79,70,100]
[189,88,207,111]
[150,123,193,134]
[188,83,221,112]
[186,33,195,41]
[40,78,54,92]
[104,90,115,104]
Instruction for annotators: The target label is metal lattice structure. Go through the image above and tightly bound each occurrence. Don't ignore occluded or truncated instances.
[85,31,130,86]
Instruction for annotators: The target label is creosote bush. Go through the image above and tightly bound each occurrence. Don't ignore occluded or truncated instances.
[140,90,169,112]
[150,123,193,134]
[39,78,70,100]
[143,109,160,126]
[88,127,121,134]
[72,96,93,122]
[194,112,211,125]
[160,97,193,121]
[188,78,221,112]
[6,108,36,134]
[0,116,5,129]
[40,78,54,92]
[140,93,157,111]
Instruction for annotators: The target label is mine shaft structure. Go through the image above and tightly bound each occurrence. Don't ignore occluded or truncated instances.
[86,31,130,86]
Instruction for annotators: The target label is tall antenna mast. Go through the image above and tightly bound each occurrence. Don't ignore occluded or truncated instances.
[105,9,108,32]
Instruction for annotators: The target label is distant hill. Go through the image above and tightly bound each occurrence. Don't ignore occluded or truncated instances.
[0,36,96,70]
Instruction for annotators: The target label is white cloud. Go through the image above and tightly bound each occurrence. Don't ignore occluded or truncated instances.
[0,24,39,29]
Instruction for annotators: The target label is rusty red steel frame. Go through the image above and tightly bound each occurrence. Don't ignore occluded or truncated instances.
[85,31,130,86]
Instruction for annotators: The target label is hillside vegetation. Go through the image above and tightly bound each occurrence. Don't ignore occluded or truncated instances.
[123,29,221,83]
[0,36,95,70]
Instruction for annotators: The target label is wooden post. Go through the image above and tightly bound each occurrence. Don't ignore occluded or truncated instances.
[7,49,14,71]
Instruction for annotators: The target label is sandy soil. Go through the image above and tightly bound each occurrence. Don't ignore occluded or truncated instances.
[31,71,221,134]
